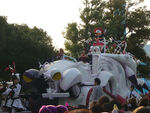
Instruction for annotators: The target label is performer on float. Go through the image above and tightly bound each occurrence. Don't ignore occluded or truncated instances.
[89,78,104,105]
[126,85,138,103]
[56,48,64,60]
[79,49,89,63]
[2,73,24,113]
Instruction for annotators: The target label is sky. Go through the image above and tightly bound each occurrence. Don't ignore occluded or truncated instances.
[0,0,150,49]
[0,0,83,49]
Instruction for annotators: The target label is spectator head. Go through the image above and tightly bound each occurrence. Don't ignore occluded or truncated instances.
[39,105,57,113]
[121,104,128,111]
[97,96,110,107]
[94,78,101,85]
[138,97,149,107]
[90,104,102,113]
[57,105,68,113]
[89,101,97,110]
[11,73,20,83]
[128,98,137,111]
[65,109,91,113]
[132,106,150,113]
[101,102,112,112]
[130,85,135,91]
[110,99,121,111]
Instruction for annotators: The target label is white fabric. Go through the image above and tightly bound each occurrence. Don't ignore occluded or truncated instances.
[3,83,24,109]
[2,88,12,96]
[89,85,103,102]
[111,110,118,113]
[125,65,135,77]
[126,90,137,99]
[98,71,113,87]
[11,108,16,113]
[15,73,20,81]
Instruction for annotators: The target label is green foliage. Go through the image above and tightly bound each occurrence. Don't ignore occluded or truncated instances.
[63,23,82,58]
[0,16,56,80]
[63,0,150,76]
[104,0,126,40]
[137,65,150,77]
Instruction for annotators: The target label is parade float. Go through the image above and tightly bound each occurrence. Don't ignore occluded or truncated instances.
[21,28,149,111]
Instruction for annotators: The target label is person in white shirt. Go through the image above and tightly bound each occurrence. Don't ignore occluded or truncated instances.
[90,78,104,102]
[2,73,24,113]
[126,85,137,102]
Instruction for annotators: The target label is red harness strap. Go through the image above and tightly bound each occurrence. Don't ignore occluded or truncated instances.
[86,88,93,107]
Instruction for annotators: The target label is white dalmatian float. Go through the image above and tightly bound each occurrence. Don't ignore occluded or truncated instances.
[22,28,147,109]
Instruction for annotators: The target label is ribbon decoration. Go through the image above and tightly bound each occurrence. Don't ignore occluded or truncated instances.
[4,62,16,75]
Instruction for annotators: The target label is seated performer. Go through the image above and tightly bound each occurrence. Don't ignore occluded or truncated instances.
[57,48,64,60]
[2,73,24,113]
[79,49,89,63]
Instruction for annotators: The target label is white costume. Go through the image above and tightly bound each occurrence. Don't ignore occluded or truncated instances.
[2,74,24,112]
[126,90,137,99]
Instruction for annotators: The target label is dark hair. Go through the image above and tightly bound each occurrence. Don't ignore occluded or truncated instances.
[110,99,121,110]
[57,105,68,113]
[121,104,128,111]
[97,96,110,107]
[89,101,97,110]
[65,109,91,113]
[102,103,112,112]
[94,78,101,85]
[128,98,137,111]
[138,97,149,107]
[131,85,135,89]
[11,75,18,81]
[90,104,102,113]
[39,105,57,113]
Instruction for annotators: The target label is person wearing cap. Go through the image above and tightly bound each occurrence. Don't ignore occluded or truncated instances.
[2,73,24,113]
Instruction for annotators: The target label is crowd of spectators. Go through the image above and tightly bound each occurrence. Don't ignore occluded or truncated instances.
[38,78,150,113]
[38,95,150,113]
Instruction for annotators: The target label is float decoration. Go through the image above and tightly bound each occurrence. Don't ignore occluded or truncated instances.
[4,62,16,75]
[21,28,149,110]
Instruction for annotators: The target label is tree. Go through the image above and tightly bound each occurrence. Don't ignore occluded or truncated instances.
[0,16,56,80]
[63,0,150,76]
[64,0,107,56]
[63,23,82,58]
